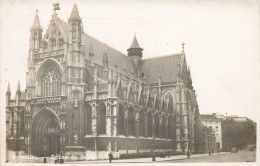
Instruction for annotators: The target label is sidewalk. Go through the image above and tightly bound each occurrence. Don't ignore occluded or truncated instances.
[67,152,229,164]
[8,152,229,164]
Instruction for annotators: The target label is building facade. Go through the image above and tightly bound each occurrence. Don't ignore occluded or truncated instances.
[200,114,222,150]
[6,4,200,159]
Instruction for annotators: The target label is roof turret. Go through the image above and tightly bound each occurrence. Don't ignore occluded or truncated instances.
[69,3,80,21]
[31,10,42,30]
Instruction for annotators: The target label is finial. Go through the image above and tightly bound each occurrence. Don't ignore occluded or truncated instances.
[182,41,185,53]
[36,9,38,15]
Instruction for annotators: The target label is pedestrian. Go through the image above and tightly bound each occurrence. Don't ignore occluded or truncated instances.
[108,152,113,163]
[187,150,190,158]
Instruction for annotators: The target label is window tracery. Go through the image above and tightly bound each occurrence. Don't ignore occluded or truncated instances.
[40,66,61,97]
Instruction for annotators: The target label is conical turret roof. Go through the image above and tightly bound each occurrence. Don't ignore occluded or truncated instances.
[69,3,80,20]
[129,35,142,49]
[31,10,41,29]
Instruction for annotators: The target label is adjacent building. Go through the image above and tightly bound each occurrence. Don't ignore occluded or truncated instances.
[200,114,222,150]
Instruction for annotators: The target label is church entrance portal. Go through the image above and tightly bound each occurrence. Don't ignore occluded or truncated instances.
[31,108,60,156]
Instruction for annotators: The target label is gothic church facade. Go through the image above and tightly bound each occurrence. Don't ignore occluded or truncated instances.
[6,4,199,159]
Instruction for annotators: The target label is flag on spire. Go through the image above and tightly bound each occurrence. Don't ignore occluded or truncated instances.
[53,3,60,11]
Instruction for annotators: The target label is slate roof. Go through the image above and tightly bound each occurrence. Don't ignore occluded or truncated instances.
[129,35,142,49]
[82,33,138,77]
[140,54,182,84]
[44,8,185,83]
[200,114,220,121]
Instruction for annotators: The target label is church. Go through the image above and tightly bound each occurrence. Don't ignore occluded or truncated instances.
[6,3,200,159]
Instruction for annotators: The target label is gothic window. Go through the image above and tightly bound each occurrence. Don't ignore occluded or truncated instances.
[72,27,76,39]
[128,107,135,137]
[84,104,92,135]
[117,104,125,135]
[33,31,38,49]
[42,42,47,51]
[166,93,174,114]
[40,66,61,97]
[147,111,152,137]
[98,102,106,135]
[139,110,145,137]
[52,39,56,50]
[154,114,159,138]
[58,38,64,49]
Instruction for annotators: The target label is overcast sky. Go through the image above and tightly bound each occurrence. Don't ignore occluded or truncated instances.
[1,0,259,121]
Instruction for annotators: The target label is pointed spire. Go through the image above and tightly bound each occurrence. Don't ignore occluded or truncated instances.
[69,3,80,21]
[31,9,41,29]
[6,82,11,95]
[129,35,142,49]
[16,81,21,95]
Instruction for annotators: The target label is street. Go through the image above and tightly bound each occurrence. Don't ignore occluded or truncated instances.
[162,151,256,163]
[8,151,255,163]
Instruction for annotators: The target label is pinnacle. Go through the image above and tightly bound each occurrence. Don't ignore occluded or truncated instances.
[69,3,80,20]
[31,10,41,29]
[129,35,142,49]
[6,82,11,95]
[16,81,21,94]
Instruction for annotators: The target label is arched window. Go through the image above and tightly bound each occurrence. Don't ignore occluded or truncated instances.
[128,107,135,136]
[84,104,92,135]
[51,39,56,50]
[42,42,48,51]
[72,27,76,39]
[117,83,125,100]
[139,110,145,137]
[98,102,106,135]
[117,104,125,135]
[162,116,166,138]
[154,114,159,138]
[58,38,64,49]
[147,112,153,137]
[40,65,61,97]
[167,94,174,114]
[33,31,38,49]
[168,115,174,139]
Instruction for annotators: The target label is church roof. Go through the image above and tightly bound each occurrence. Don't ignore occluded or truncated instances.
[200,114,220,122]
[82,34,139,77]
[69,4,80,20]
[31,10,41,29]
[140,54,182,84]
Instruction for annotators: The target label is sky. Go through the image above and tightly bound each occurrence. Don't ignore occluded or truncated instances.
[0,0,259,122]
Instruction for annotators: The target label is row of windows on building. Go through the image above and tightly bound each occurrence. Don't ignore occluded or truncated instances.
[83,103,178,139]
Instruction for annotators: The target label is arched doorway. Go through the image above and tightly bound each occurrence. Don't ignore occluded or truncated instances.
[31,108,60,156]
